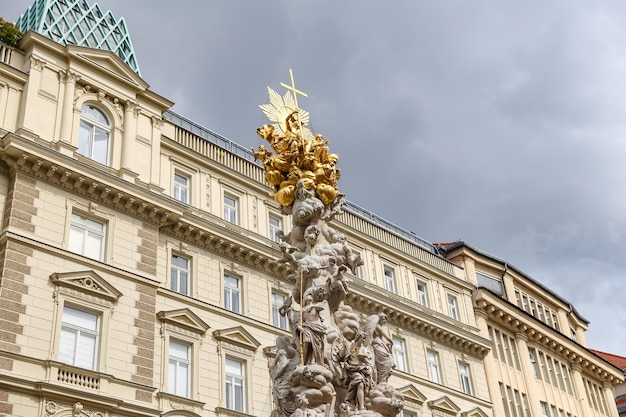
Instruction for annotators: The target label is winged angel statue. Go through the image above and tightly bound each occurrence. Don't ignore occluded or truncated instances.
[255,74,403,417]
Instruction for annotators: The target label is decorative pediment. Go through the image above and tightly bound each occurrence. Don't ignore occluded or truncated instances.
[213,326,261,352]
[428,395,461,415]
[161,408,202,417]
[68,46,147,89]
[50,270,122,302]
[397,384,427,406]
[157,308,209,335]
[461,407,489,417]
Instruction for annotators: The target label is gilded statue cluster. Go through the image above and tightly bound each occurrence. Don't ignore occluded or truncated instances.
[255,72,404,417]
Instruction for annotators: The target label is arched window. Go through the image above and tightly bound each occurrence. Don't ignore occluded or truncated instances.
[79,104,110,165]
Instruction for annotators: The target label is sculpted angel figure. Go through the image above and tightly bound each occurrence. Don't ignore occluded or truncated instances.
[364,313,396,384]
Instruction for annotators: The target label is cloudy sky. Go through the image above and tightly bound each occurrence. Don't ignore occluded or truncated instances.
[5,1,626,355]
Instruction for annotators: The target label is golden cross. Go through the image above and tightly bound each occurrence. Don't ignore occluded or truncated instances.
[280,68,308,110]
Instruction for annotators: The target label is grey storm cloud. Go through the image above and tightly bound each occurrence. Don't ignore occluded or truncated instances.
[5,0,626,354]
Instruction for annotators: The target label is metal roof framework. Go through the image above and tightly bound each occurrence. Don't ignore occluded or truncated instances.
[16,0,140,74]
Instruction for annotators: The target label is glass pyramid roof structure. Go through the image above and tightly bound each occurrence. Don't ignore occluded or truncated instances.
[15,0,140,74]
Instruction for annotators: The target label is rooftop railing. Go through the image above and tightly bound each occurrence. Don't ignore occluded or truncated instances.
[165,109,440,256]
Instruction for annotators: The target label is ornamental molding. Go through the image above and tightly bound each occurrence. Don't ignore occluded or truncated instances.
[213,326,261,352]
[461,407,489,417]
[1,148,174,226]
[157,308,210,335]
[397,384,427,406]
[50,270,122,303]
[348,284,490,358]
[44,400,107,417]
[474,288,623,385]
[427,396,461,415]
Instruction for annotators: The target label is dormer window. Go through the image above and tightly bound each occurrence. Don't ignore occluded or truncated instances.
[79,104,110,165]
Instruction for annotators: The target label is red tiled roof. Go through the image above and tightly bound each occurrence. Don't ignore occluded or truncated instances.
[591,349,626,370]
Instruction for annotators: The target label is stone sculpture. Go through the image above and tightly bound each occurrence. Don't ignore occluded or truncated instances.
[255,71,403,417]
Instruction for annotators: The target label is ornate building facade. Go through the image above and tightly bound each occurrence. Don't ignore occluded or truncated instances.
[0,31,496,417]
[441,241,623,417]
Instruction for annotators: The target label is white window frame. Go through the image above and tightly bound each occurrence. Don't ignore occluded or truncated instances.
[224,274,241,313]
[168,339,191,398]
[269,215,282,243]
[447,294,459,320]
[393,337,407,372]
[416,279,429,307]
[383,266,396,293]
[225,357,246,412]
[170,253,190,296]
[58,304,100,370]
[427,350,441,384]
[458,362,473,395]
[78,104,110,165]
[528,348,540,379]
[223,194,239,225]
[174,172,190,204]
[68,212,106,261]
[271,291,288,330]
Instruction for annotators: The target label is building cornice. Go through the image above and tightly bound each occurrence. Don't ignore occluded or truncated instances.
[0,131,292,279]
[474,288,623,385]
[349,280,490,358]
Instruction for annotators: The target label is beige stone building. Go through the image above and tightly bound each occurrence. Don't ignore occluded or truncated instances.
[442,241,623,417]
[0,31,496,417]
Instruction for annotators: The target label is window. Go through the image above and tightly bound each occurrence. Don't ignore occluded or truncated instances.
[510,335,520,370]
[569,326,577,341]
[529,348,540,379]
[546,355,557,386]
[494,329,505,360]
[225,358,245,412]
[78,104,110,165]
[538,351,549,381]
[416,280,429,307]
[69,213,105,261]
[427,350,440,384]
[447,295,458,320]
[537,302,545,322]
[383,266,396,293]
[393,338,407,372]
[224,195,238,224]
[224,274,241,313]
[488,326,498,360]
[540,402,549,417]
[514,289,521,307]
[170,254,190,295]
[522,394,531,417]
[500,383,511,417]
[521,294,529,312]
[269,215,282,243]
[458,363,472,395]
[514,389,524,417]
[551,312,559,330]
[174,173,189,203]
[272,292,288,330]
[168,339,191,397]
[506,386,517,417]
[562,364,573,394]
[59,305,99,370]
[502,334,513,365]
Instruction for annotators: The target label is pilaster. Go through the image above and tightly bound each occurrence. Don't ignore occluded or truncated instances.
[514,332,541,417]
[58,69,80,142]
[474,311,503,417]
[570,363,593,417]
